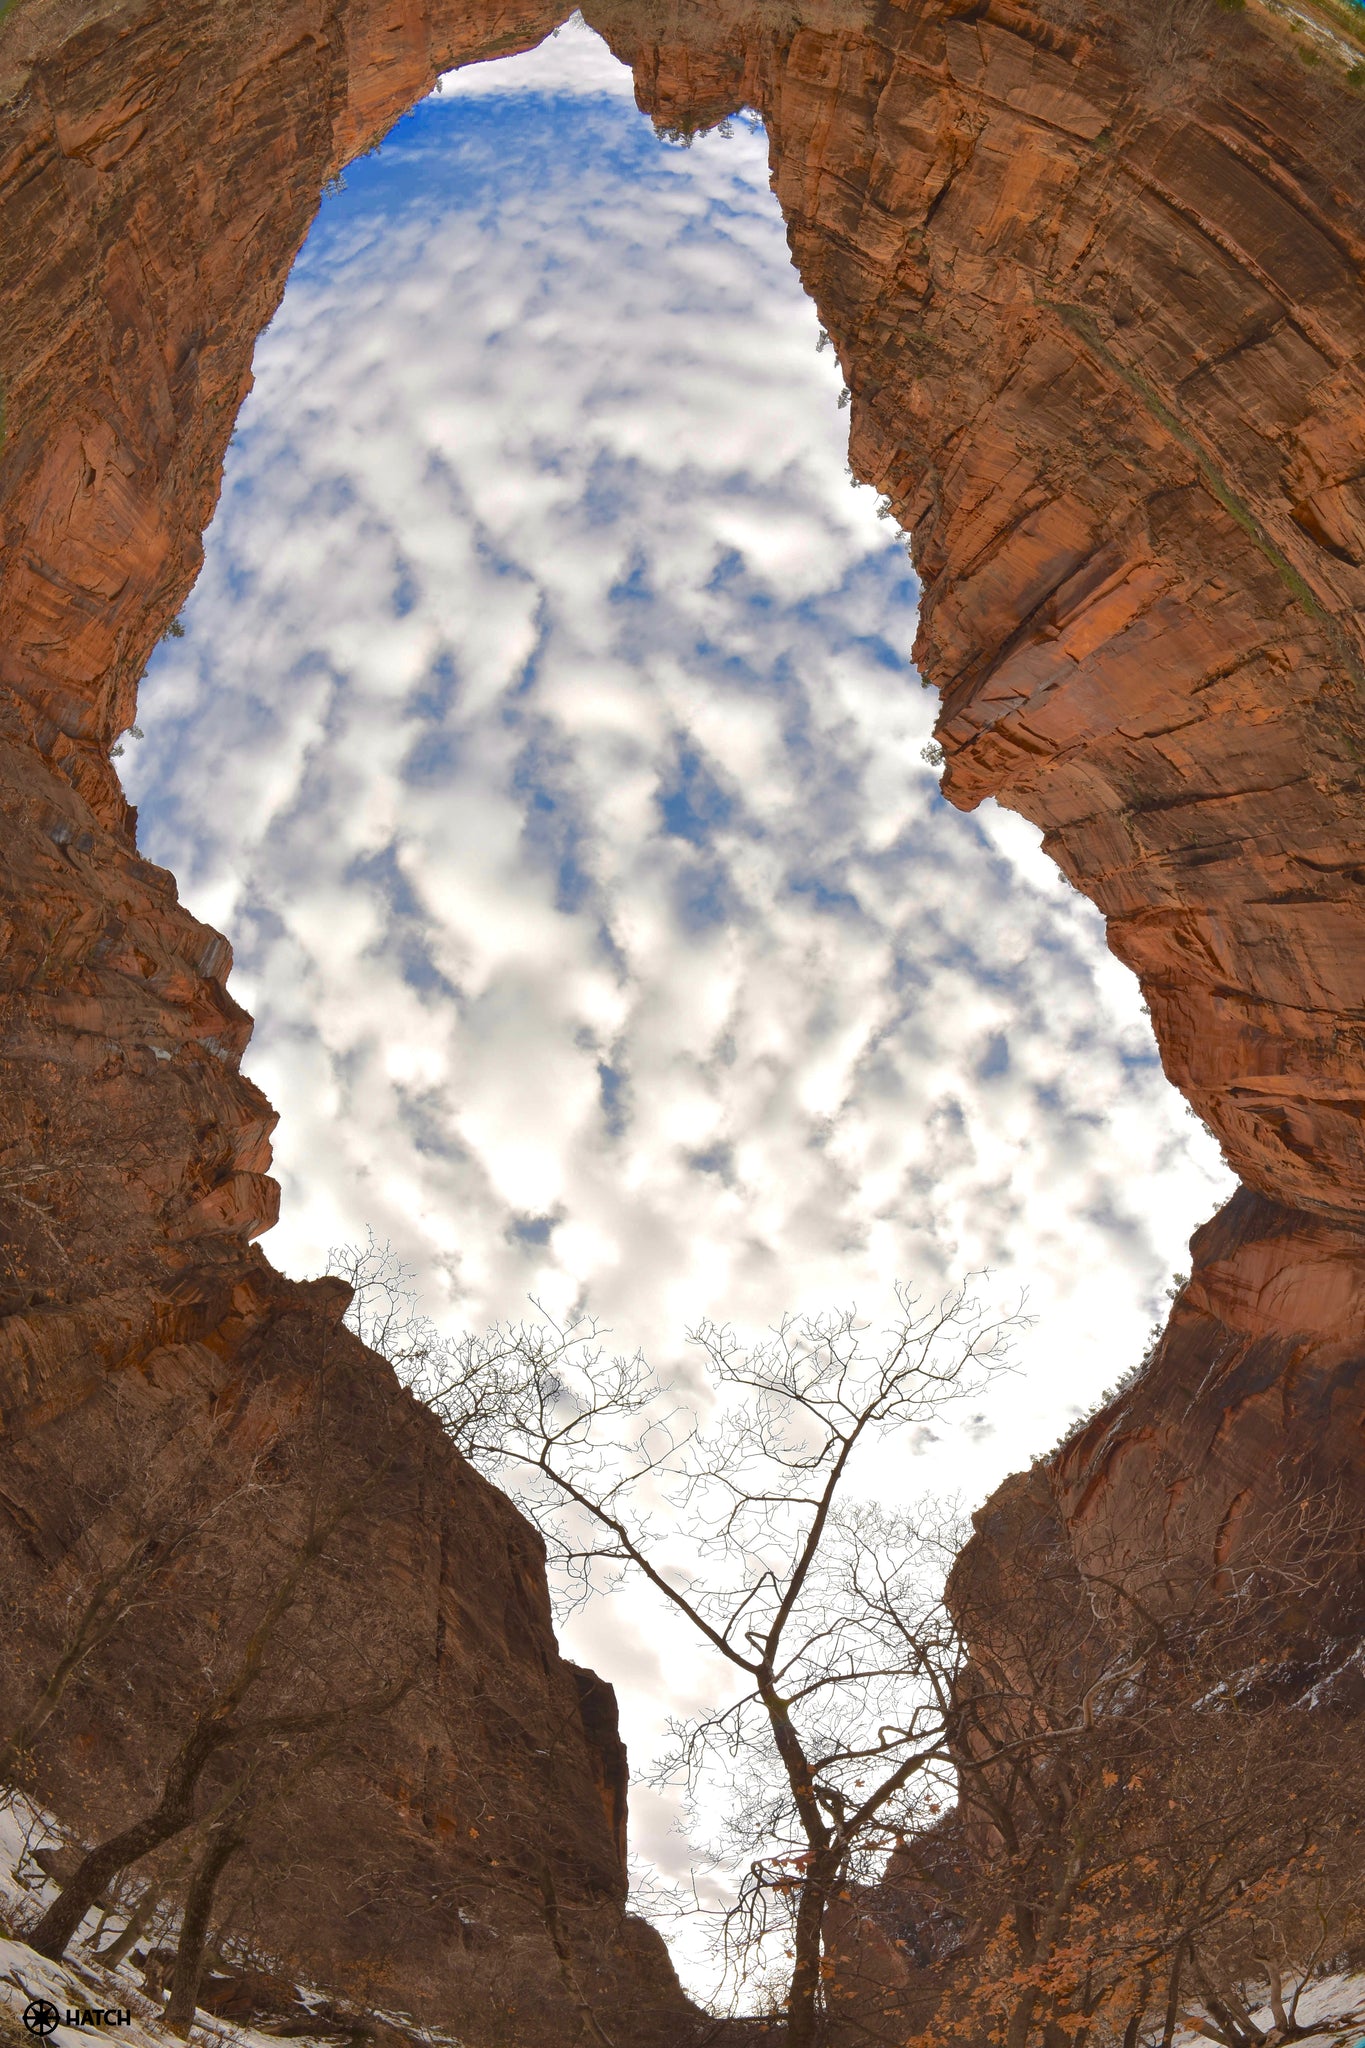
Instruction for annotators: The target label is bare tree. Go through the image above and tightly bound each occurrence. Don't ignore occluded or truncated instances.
[0,1527,180,1790]
[161,1713,385,2040]
[417,1279,1020,2046]
[27,1442,409,1963]
[860,1490,1365,2048]
[0,1423,262,1794]
[327,1232,445,1379]
[330,1232,520,1457]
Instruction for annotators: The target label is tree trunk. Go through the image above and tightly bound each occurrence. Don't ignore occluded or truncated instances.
[785,1864,833,2048]
[97,1883,163,1971]
[1121,1970,1152,2048]
[28,1802,195,1961]
[1161,1940,1189,2048]
[1005,1986,1041,2048]
[29,1723,221,1959]
[165,1825,245,2038]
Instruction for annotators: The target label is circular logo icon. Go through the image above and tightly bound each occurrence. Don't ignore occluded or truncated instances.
[22,2000,61,2038]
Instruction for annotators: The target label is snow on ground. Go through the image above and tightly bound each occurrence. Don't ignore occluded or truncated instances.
[1171,1974,1365,2048]
[0,1933,277,2048]
[0,1796,464,2048]
[2,1788,1362,2046]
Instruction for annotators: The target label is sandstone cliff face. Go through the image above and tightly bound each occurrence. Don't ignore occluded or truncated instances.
[1053,1189,1365,1612]
[611,0,1365,1220]
[0,1265,684,2037]
[3,0,1365,2035]
[0,1,702,2039]
[593,0,1365,1620]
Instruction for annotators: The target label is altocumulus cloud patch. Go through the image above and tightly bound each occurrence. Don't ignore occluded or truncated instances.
[124,16,1233,1988]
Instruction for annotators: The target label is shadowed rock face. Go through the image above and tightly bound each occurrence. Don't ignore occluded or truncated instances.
[0,1,704,2039]
[1,0,1364,2033]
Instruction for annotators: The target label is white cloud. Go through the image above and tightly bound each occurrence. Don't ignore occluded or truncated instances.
[125,17,1233,2003]
[437,10,635,97]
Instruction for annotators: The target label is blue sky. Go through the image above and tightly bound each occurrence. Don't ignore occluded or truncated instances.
[123,17,1233,2002]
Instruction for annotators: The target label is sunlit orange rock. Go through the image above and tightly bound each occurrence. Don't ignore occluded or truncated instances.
[597,0,1365,1623]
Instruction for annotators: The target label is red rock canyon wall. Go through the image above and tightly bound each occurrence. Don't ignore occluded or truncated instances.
[2,0,1364,2035]
[592,0,1365,1612]
[0,2,695,2040]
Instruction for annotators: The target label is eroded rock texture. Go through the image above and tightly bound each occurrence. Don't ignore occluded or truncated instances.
[610,0,1365,1217]
[2,0,1365,2034]
[592,0,1365,1623]
[0,1,695,2039]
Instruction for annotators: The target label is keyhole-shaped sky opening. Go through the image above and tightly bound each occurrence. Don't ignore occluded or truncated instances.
[123,14,1232,2002]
